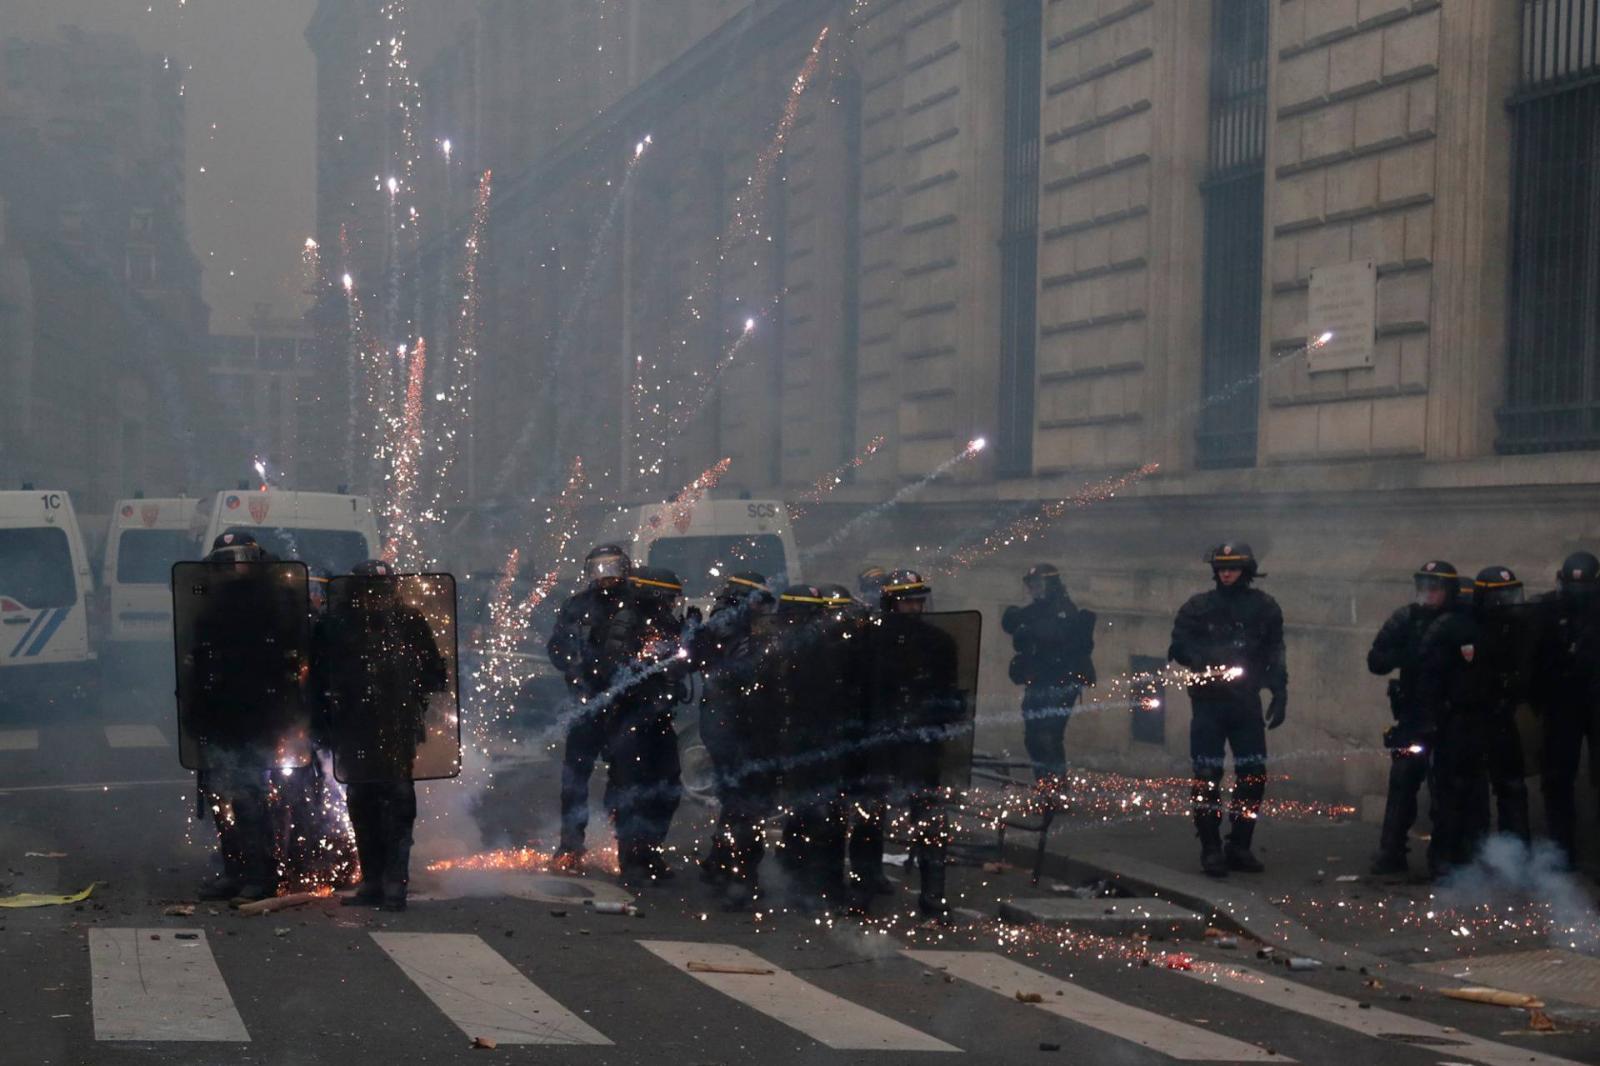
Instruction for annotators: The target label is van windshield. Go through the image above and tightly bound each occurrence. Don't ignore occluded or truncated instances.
[220,526,370,575]
[116,529,195,584]
[646,534,788,597]
[0,527,77,608]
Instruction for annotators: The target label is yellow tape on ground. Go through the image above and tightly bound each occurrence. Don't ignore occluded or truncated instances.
[0,883,100,908]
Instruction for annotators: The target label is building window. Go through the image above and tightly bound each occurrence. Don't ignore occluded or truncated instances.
[996,0,1042,476]
[1196,0,1268,469]
[1500,0,1600,454]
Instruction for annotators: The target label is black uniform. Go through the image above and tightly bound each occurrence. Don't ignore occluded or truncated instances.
[863,605,963,917]
[694,580,777,895]
[1417,607,1495,873]
[1168,581,1286,860]
[1002,571,1095,783]
[546,585,644,857]
[1532,574,1600,865]
[604,570,686,881]
[315,583,447,908]
[774,590,867,910]
[1367,600,1449,869]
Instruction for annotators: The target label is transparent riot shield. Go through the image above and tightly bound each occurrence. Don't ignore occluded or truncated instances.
[324,573,461,784]
[173,561,312,772]
[921,610,982,790]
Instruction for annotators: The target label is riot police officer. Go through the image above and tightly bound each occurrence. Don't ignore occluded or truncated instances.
[606,566,688,885]
[694,573,777,904]
[545,544,642,868]
[186,532,296,902]
[1168,543,1287,878]
[1366,561,1459,876]
[318,560,449,911]
[1418,566,1533,874]
[1534,552,1600,869]
[1002,563,1096,786]
[864,570,964,920]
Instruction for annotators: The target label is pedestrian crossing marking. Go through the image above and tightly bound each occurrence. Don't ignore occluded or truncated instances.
[103,724,168,748]
[371,932,611,1046]
[640,940,960,1052]
[0,728,38,751]
[905,950,1287,1061]
[89,928,249,1042]
[1180,964,1590,1066]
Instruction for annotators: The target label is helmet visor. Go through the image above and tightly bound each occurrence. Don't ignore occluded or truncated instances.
[586,554,628,584]
[1479,585,1525,609]
[1413,574,1454,607]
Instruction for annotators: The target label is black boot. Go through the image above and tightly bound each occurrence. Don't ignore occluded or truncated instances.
[1369,851,1408,877]
[1200,842,1228,878]
[1224,841,1264,873]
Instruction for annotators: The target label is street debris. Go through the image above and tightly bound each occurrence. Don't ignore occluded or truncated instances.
[687,961,774,976]
[1441,987,1543,1009]
[1287,958,1322,971]
[236,892,322,917]
[0,883,99,909]
[585,901,638,916]
[1155,954,1194,971]
[273,927,291,938]
[470,1036,498,1049]
[1334,874,1360,883]
[23,852,67,858]
[163,904,196,917]
[1038,1042,1061,1051]
[1014,992,1044,1004]
[174,932,199,941]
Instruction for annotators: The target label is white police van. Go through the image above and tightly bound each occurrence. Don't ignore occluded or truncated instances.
[102,497,200,647]
[0,488,98,704]
[193,488,380,575]
[606,497,802,601]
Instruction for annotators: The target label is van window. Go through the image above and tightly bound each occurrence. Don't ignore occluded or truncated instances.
[646,534,788,597]
[116,529,195,584]
[0,527,77,607]
[221,526,369,575]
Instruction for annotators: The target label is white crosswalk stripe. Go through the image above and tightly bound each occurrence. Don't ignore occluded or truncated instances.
[906,950,1286,1061]
[640,940,959,1052]
[103,724,168,748]
[89,928,249,1042]
[0,728,39,751]
[371,932,611,1046]
[1179,964,1590,1066]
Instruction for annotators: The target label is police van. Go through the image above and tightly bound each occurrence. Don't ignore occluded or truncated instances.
[193,489,380,575]
[0,488,98,703]
[102,497,200,648]
[605,497,802,602]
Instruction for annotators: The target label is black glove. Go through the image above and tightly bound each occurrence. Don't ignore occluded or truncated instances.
[1266,693,1287,730]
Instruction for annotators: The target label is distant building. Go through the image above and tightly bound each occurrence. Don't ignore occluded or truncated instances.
[0,25,208,512]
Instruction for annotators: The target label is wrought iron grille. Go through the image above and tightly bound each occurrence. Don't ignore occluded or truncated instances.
[996,0,1042,476]
[1196,0,1269,469]
[1500,0,1600,454]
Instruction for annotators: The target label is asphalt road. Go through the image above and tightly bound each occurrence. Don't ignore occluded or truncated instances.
[2,681,1597,1066]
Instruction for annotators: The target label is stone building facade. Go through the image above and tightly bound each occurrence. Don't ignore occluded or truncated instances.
[309,1,1600,841]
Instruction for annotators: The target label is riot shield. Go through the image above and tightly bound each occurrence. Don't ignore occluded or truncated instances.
[324,573,461,784]
[921,610,982,790]
[173,561,312,772]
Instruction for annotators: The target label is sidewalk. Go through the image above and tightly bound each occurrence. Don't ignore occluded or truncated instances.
[964,789,1600,1015]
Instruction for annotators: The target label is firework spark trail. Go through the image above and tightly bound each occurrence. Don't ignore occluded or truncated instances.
[803,438,987,562]
[382,339,428,565]
[494,138,655,499]
[733,26,828,244]
[626,458,734,546]
[930,464,1160,575]
[798,436,887,506]
[421,169,493,543]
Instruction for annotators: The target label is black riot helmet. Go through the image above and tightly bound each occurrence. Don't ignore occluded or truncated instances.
[818,583,857,619]
[349,558,400,608]
[857,565,887,600]
[1207,542,1260,585]
[778,583,827,617]
[630,566,684,612]
[1413,560,1460,608]
[351,558,397,578]
[1473,566,1525,611]
[717,571,774,613]
[583,543,632,589]
[207,530,266,565]
[1023,562,1064,601]
[1557,551,1600,601]
[879,569,931,614]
